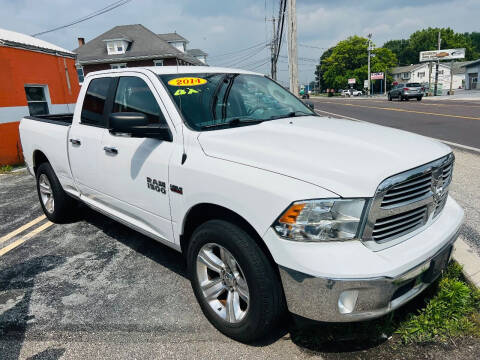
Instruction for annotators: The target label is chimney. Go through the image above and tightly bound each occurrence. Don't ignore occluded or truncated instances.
[77,37,85,47]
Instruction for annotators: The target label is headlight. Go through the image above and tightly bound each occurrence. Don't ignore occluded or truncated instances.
[273,199,366,242]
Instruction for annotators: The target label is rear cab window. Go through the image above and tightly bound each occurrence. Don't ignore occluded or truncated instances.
[81,77,113,127]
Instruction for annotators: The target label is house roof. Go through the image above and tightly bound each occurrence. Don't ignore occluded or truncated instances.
[463,59,480,68]
[157,32,188,43]
[393,61,472,75]
[391,64,424,74]
[0,27,74,57]
[74,24,201,65]
[187,48,208,57]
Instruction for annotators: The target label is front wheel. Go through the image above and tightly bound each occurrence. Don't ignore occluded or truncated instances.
[36,163,77,223]
[388,94,392,101]
[187,220,286,343]
[417,96,422,101]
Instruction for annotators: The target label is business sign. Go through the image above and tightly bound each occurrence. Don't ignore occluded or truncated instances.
[419,48,465,62]
[371,72,384,80]
[348,78,356,84]
[364,79,369,88]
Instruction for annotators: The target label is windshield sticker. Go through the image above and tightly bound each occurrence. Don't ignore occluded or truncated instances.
[174,88,200,96]
[168,77,207,86]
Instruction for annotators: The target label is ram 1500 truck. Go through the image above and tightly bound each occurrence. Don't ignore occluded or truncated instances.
[19,67,464,342]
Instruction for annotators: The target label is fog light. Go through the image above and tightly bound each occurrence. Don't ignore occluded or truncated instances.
[338,290,359,314]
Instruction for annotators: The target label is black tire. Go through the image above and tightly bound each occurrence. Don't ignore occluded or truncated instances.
[36,162,77,223]
[388,94,392,101]
[187,220,286,343]
[417,96,422,101]
[399,95,403,101]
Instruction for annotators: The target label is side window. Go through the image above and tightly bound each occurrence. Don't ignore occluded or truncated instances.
[113,77,166,124]
[81,77,112,126]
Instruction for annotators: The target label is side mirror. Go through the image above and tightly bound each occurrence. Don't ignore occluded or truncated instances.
[304,101,314,110]
[109,112,173,142]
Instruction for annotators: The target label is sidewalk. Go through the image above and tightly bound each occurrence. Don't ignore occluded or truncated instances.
[423,89,480,101]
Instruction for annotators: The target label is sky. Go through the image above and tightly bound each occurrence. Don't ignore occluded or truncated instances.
[2,0,479,86]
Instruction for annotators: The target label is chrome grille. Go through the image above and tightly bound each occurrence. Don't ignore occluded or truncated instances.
[381,173,431,207]
[362,153,454,250]
[372,206,428,242]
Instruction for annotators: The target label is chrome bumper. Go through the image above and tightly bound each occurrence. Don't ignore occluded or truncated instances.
[278,231,458,322]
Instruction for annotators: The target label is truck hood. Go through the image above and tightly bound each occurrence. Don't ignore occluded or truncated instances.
[197,116,451,197]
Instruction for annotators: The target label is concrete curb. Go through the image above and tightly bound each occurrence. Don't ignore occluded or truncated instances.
[453,237,480,288]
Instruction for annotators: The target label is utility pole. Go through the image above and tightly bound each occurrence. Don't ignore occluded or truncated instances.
[367,34,372,97]
[449,60,454,95]
[269,17,277,80]
[433,31,441,96]
[287,0,298,96]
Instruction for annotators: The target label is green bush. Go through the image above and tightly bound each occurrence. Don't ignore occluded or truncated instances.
[0,165,13,173]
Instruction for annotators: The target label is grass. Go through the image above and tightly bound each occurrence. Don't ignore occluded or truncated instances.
[396,262,480,343]
[0,165,13,173]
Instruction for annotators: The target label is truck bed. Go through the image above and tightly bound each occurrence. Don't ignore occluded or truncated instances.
[24,113,73,126]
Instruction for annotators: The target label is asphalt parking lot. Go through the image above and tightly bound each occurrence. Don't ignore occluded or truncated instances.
[1,145,479,359]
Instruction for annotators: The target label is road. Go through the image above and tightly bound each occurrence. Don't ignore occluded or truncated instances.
[311,97,480,149]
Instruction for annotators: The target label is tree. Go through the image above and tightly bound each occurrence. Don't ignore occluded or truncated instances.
[384,28,479,66]
[314,47,333,92]
[320,36,397,90]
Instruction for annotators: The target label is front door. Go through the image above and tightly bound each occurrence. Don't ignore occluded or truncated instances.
[99,74,175,243]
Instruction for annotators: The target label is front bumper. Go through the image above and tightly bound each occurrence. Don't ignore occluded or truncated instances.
[271,197,464,322]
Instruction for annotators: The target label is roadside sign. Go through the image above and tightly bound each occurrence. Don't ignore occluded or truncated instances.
[348,78,356,84]
[364,79,369,88]
[371,72,384,80]
[419,48,465,62]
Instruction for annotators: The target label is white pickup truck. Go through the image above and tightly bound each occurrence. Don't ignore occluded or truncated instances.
[19,66,464,342]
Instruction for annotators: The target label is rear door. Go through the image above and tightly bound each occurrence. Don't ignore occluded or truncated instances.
[68,76,114,198]
[98,72,175,243]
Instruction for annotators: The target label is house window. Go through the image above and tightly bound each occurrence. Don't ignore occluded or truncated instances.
[153,59,164,66]
[110,63,127,69]
[438,70,444,75]
[24,86,49,116]
[402,72,410,79]
[106,41,127,55]
[417,72,425,78]
[76,65,84,83]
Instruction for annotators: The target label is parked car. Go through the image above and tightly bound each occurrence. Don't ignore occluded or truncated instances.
[19,66,463,343]
[389,83,423,101]
[341,89,362,96]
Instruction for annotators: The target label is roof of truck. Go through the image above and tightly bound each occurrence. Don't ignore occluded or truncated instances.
[87,66,263,78]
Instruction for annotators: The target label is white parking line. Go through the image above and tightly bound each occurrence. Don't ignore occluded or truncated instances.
[315,109,480,154]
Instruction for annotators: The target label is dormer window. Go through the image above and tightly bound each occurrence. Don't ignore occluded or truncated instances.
[104,39,130,55]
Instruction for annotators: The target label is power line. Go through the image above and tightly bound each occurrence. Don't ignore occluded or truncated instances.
[208,42,268,59]
[214,45,268,67]
[32,0,133,37]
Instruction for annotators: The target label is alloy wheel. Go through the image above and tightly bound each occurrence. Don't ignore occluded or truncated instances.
[196,243,250,323]
[39,174,54,213]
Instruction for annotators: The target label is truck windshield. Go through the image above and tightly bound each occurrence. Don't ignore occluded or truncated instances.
[158,73,315,130]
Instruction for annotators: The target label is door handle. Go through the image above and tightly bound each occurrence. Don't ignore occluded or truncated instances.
[103,146,118,155]
[69,138,81,146]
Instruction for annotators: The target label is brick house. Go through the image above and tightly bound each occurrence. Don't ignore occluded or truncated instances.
[0,28,80,165]
[74,24,205,81]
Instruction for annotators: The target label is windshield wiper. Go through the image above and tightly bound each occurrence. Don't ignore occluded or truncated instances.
[200,118,264,130]
[269,110,313,120]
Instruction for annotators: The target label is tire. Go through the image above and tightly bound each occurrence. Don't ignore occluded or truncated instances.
[417,96,422,101]
[36,162,77,223]
[187,220,286,343]
[388,94,392,101]
[399,95,404,101]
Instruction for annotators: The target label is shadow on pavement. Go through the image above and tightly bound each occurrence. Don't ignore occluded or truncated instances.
[0,255,66,360]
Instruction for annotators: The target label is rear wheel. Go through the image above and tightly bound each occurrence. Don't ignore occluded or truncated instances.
[388,94,392,101]
[36,163,77,223]
[417,96,422,101]
[187,220,285,343]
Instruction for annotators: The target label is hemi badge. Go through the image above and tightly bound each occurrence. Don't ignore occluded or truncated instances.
[170,184,183,195]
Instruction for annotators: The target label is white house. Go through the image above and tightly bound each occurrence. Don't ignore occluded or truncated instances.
[464,59,479,90]
[391,61,471,93]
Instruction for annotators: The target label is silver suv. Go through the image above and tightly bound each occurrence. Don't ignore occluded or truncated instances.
[388,83,423,101]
